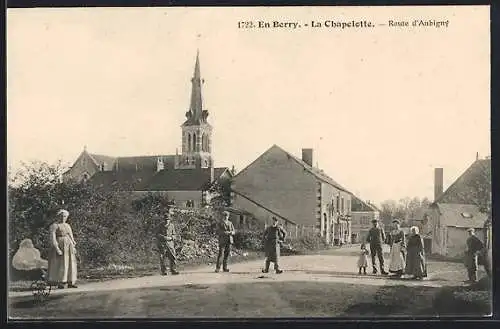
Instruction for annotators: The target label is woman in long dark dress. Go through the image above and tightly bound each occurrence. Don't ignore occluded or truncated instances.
[405,226,427,280]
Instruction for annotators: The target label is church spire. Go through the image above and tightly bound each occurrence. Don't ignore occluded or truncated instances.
[184,50,208,126]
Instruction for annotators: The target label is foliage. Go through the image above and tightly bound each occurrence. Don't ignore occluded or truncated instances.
[233,230,264,250]
[287,234,329,252]
[379,197,431,227]
[8,161,329,277]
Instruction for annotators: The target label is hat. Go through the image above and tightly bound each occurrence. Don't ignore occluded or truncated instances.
[392,219,401,224]
[57,209,69,217]
[371,219,379,223]
[272,216,279,221]
[467,228,475,233]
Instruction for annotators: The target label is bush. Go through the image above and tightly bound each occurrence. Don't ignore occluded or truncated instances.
[287,234,329,252]
[233,230,264,251]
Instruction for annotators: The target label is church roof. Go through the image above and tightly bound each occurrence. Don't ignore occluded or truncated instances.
[141,167,229,191]
[89,167,229,192]
[115,155,176,171]
[88,154,117,168]
[89,170,157,191]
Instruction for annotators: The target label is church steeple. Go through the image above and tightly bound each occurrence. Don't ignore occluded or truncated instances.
[184,50,209,126]
[176,50,213,170]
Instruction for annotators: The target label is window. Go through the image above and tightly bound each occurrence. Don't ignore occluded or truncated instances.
[239,215,244,226]
[193,133,197,152]
[188,134,192,152]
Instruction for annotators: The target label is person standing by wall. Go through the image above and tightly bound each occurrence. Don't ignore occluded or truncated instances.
[47,209,78,289]
[215,211,235,273]
[262,217,286,274]
[156,209,179,275]
[366,219,388,275]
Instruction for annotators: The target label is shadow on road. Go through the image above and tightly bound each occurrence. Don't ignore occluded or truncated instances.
[303,270,390,280]
[10,295,66,310]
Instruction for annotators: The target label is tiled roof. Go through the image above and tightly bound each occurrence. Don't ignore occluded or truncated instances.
[436,158,491,206]
[142,167,228,191]
[88,154,117,170]
[351,195,379,212]
[115,155,176,171]
[89,170,157,191]
[276,145,350,193]
[435,203,488,228]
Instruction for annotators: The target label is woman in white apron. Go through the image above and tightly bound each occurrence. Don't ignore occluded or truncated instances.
[47,209,78,289]
[387,219,406,277]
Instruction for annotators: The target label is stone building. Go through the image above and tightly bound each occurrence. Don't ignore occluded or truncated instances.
[418,156,491,257]
[231,145,352,245]
[62,52,231,208]
[350,196,380,243]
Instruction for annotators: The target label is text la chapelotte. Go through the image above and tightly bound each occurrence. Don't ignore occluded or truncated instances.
[237,19,449,30]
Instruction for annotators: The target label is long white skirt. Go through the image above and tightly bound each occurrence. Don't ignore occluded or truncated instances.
[389,243,406,273]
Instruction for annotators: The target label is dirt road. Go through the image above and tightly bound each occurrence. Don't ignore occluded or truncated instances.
[9,245,465,299]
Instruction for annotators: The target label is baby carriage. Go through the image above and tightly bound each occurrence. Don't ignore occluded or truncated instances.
[11,239,54,303]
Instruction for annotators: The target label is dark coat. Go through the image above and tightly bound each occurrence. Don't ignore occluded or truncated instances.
[366,226,386,246]
[405,234,427,277]
[263,225,286,262]
[464,235,484,269]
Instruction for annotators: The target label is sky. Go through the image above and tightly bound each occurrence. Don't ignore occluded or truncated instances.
[7,6,490,204]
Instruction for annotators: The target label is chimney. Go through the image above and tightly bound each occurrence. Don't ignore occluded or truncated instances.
[434,168,444,202]
[302,148,313,167]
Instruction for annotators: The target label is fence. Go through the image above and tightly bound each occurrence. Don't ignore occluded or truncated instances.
[287,224,318,239]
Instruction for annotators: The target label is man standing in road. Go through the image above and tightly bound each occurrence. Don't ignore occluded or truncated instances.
[366,219,388,275]
[156,209,179,275]
[215,211,235,273]
[262,217,286,274]
[464,227,484,283]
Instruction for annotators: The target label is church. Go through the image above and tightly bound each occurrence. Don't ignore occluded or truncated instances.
[62,52,232,208]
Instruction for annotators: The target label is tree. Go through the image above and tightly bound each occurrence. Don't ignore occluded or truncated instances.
[8,161,92,259]
[379,197,434,228]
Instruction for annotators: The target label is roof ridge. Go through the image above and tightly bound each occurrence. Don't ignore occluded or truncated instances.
[434,159,491,204]
[279,146,349,192]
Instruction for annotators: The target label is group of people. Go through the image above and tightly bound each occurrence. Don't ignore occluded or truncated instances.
[359,218,486,283]
[44,208,486,288]
[359,218,427,280]
[45,208,287,290]
[358,219,427,280]
[155,210,286,275]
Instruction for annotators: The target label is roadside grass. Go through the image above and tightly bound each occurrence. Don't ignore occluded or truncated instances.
[9,279,492,319]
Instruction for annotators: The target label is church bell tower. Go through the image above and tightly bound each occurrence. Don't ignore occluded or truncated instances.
[175,51,213,170]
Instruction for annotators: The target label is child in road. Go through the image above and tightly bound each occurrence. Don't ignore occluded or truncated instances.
[358,243,369,275]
